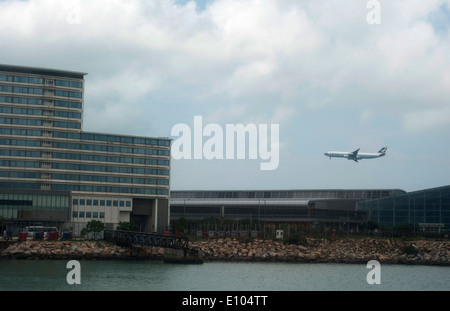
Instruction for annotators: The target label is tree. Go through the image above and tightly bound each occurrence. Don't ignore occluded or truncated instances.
[393,223,415,233]
[116,221,138,232]
[175,217,187,233]
[366,221,379,230]
[81,220,105,238]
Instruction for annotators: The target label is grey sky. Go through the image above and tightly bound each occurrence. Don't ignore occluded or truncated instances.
[1,0,449,192]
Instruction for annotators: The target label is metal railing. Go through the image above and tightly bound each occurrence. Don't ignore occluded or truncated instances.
[103,230,189,249]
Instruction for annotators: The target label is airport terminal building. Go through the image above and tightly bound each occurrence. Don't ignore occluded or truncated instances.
[170,189,406,230]
[357,185,450,232]
[171,186,450,234]
[0,64,171,235]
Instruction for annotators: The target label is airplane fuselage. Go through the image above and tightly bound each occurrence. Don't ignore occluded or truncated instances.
[324,147,387,162]
[324,152,385,160]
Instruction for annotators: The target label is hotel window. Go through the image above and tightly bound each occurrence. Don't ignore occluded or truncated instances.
[55,90,82,98]
[0,75,13,82]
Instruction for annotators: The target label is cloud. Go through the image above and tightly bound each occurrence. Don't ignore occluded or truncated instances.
[359,110,373,125]
[1,0,450,190]
[376,22,438,71]
[403,108,450,132]
[2,0,448,113]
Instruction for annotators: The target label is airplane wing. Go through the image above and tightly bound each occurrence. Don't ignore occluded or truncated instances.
[349,148,360,162]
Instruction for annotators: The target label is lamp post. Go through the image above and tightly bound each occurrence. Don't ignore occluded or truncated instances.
[183,198,190,218]
[258,199,266,238]
[258,198,261,226]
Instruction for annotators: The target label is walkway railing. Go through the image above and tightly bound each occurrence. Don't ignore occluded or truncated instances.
[103,230,189,249]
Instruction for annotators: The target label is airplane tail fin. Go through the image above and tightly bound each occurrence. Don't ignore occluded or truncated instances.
[378,147,388,154]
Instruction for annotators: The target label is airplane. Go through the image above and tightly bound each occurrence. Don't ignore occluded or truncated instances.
[324,147,387,162]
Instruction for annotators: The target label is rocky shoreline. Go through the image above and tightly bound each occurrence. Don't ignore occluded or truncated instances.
[1,237,450,266]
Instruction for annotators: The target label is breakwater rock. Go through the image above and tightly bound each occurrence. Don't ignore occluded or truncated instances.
[0,240,164,260]
[190,238,450,265]
[1,238,449,266]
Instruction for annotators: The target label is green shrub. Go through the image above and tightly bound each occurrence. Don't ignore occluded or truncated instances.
[116,221,138,232]
[81,220,105,238]
[401,245,418,255]
[284,233,308,246]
